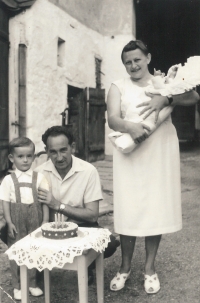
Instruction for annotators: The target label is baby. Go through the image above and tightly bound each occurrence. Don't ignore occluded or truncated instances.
[0,137,49,300]
[108,66,179,153]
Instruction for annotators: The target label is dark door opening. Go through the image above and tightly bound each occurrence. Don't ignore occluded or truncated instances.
[134,0,200,74]
[67,85,106,162]
[67,85,86,160]
[134,0,200,140]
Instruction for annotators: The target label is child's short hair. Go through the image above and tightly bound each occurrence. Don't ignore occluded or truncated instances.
[9,137,35,154]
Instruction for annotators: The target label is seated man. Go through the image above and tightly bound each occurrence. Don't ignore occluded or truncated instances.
[35,126,120,283]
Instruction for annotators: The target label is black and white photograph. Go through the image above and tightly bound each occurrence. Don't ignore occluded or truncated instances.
[0,0,200,302]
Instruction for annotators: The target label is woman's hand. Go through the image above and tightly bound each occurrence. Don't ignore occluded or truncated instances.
[38,188,60,211]
[136,93,169,123]
[125,121,151,144]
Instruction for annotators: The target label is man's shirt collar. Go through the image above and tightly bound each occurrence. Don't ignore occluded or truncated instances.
[43,155,85,180]
[71,155,85,173]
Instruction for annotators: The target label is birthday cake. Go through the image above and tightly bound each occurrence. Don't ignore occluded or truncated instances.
[41,222,78,239]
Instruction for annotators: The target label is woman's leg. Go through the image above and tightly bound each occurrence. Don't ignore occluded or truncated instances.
[110,235,136,291]
[144,235,161,275]
[120,235,136,273]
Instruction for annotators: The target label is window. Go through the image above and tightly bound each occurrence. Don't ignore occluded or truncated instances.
[57,38,65,67]
[95,57,102,88]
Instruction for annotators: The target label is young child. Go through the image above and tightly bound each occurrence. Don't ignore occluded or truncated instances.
[0,137,49,300]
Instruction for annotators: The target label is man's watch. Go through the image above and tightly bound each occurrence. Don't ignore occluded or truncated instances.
[167,95,173,105]
[59,203,65,213]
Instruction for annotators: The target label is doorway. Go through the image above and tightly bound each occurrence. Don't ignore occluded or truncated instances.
[134,0,200,140]
[67,85,86,160]
[67,85,106,162]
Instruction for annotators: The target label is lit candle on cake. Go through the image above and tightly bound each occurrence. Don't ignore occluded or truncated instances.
[55,213,58,228]
[61,214,64,228]
[58,213,60,226]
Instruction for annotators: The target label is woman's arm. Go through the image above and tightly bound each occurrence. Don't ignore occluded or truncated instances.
[107,84,150,144]
[137,90,199,122]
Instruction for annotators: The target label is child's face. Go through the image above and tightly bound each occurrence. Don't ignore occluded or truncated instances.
[8,145,35,172]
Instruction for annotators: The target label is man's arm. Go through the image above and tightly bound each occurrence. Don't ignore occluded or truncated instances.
[60,201,99,223]
[137,89,200,122]
[38,188,99,223]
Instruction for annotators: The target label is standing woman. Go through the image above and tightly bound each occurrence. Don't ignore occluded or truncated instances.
[107,40,199,293]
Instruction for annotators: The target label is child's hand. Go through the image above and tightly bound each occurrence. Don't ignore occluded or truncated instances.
[8,223,17,239]
[154,68,165,77]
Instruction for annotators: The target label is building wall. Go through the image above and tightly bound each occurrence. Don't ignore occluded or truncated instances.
[9,0,135,154]
[49,0,135,36]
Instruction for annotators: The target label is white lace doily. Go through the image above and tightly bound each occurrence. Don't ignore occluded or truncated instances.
[5,227,111,271]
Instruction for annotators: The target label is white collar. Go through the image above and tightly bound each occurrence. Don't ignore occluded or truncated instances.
[71,155,86,173]
[42,155,85,180]
[15,168,33,178]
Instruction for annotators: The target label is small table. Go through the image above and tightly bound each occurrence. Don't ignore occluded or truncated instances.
[5,227,111,303]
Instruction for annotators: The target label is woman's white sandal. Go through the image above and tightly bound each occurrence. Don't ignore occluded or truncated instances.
[144,273,160,294]
[110,270,131,291]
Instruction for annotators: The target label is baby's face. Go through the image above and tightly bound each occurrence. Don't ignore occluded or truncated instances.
[9,145,35,172]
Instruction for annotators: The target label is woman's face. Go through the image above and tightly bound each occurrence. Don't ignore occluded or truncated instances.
[122,48,151,80]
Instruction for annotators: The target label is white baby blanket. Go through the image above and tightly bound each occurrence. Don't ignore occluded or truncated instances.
[108,106,173,153]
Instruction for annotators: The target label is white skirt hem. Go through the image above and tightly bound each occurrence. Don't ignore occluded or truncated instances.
[114,223,182,237]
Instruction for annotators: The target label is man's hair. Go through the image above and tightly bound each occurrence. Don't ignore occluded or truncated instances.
[121,40,149,63]
[42,126,74,146]
[9,137,35,154]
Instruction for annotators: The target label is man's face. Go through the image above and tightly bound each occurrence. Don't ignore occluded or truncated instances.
[46,135,75,173]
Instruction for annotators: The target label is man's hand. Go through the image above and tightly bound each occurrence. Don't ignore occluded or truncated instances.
[8,222,17,239]
[125,121,151,144]
[38,188,60,211]
[136,93,169,123]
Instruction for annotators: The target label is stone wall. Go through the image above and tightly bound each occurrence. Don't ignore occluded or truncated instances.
[49,0,135,36]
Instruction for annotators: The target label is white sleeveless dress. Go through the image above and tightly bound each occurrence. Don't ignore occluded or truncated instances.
[113,77,182,237]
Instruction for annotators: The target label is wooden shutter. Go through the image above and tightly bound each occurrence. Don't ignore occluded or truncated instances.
[87,88,106,162]
[68,88,86,160]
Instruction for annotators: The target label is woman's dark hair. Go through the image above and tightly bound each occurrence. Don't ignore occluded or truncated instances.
[9,137,35,154]
[121,40,149,63]
[42,126,74,146]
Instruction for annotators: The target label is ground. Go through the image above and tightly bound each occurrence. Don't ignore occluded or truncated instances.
[1,142,200,303]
